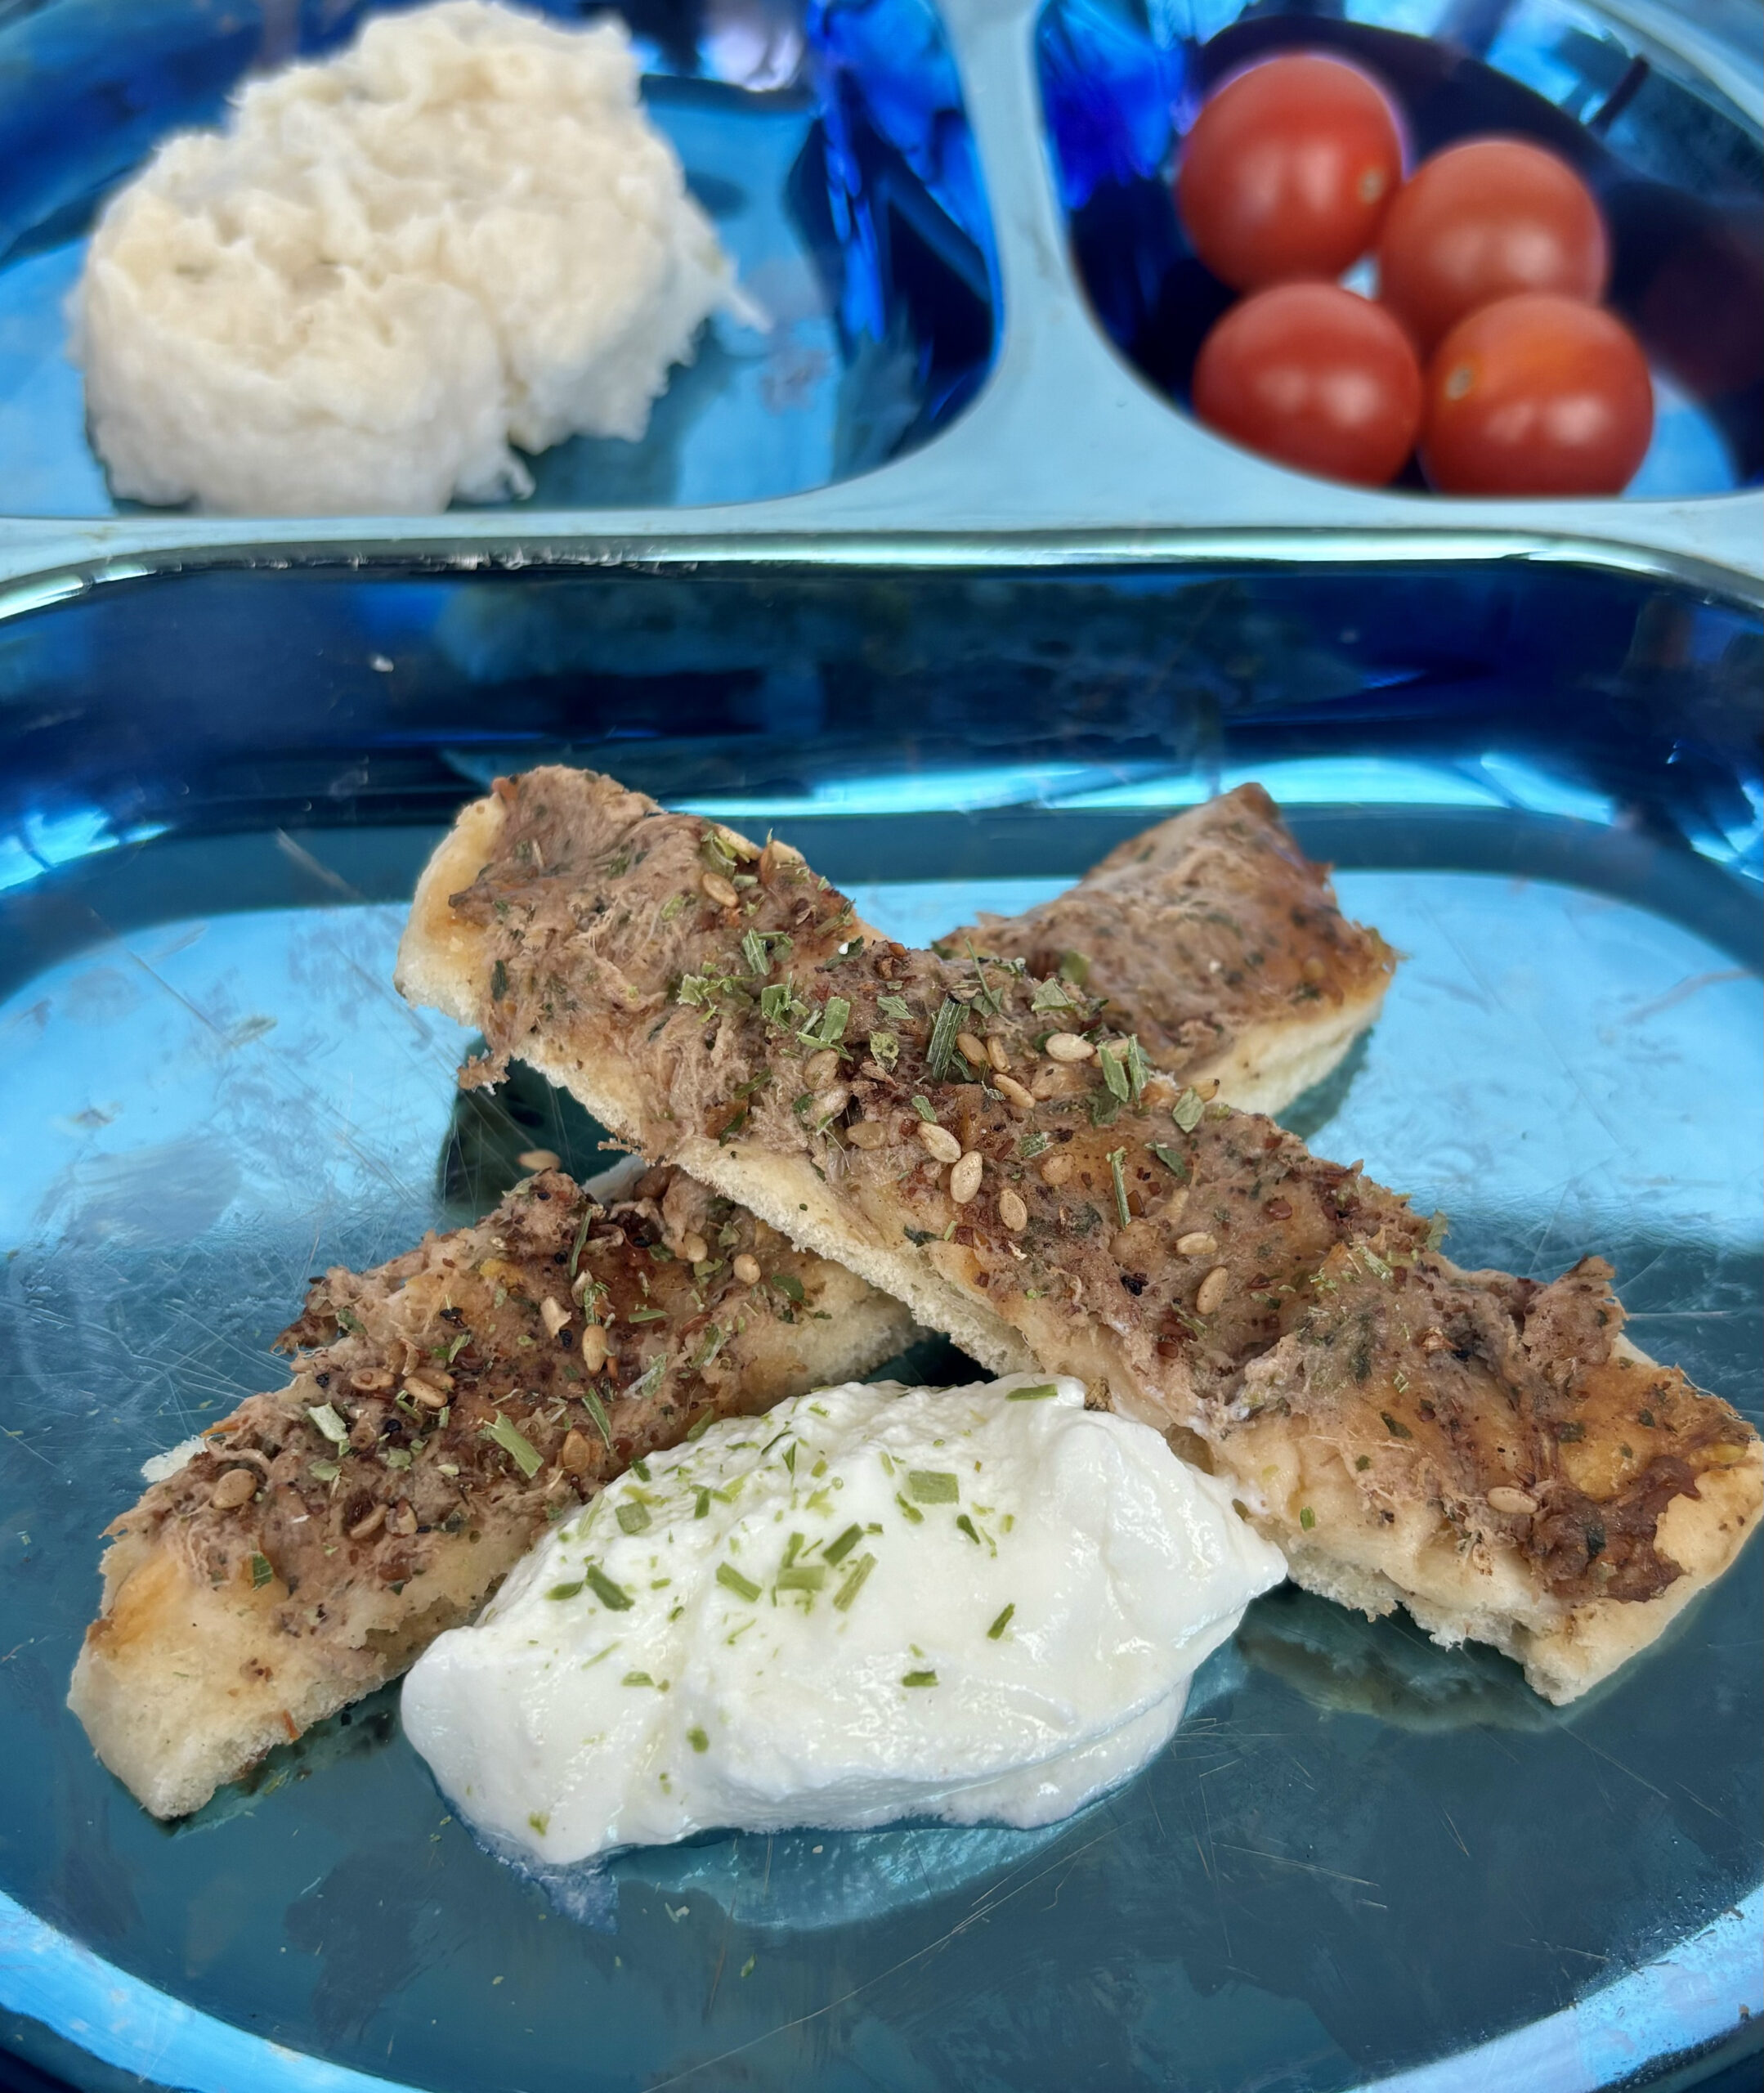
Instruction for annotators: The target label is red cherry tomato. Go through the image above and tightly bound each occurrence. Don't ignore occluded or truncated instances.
[1420,293,1653,495]
[1193,282,1422,485]
[1176,54,1404,291]
[1377,137,1608,350]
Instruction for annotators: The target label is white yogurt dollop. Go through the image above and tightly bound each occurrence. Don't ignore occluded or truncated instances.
[401,1375,1284,1864]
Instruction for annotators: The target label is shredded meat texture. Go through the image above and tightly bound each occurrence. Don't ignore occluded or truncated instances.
[941,783,1395,1074]
[114,1165,903,1620]
[1232,1248,1752,1605]
[445,767,1757,1615]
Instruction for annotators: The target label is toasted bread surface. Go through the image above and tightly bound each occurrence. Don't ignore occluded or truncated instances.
[70,1164,911,1816]
[943,784,1394,1111]
[395,767,1761,1702]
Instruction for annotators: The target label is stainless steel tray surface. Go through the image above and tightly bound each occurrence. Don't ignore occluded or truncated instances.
[0,0,1760,2081]
[0,557,1759,2093]
[0,0,1759,589]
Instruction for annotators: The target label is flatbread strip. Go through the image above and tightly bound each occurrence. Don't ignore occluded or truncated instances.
[69,1166,912,1818]
[942,783,1395,1114]
[396,767,1762,1704]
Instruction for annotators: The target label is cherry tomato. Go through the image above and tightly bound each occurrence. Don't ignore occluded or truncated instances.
[1176,54,1404,291]
[1419,294,1653,495]
[1377,137,1608,350]
[1193,282,1422,485]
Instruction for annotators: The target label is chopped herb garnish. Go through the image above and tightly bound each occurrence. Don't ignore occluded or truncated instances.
[1099,1045,1130,1104]
[248,1552,274,1589]
[626,1356,667,1404]
[1008,1382,1059,1401]
[806,995,849,1048]
[490,959,508,1002]
[824,1523,863,1566]
[768,1271,805,1304]
[894,1492,924,1524]
[956,1514,982,1546]
[907,1469,959,1504]
[580,1383,614,1448]
[628,1305,668,1324]
[1030,977,1073,1011]
[1150,1143,1190,1181]
[901,1669,938,1688]
[622,1671,656,1687]
[481,1414,544,1478]
[741,928,770,977]
[309,1459,340,1483]
[1172,1087,1205,1132]
[307,1401,349,1446]
[584,1566,634,1611]
[776,1564,826,1593]
[987,1603,1015,1640]
[1381,1412,1413,1440]
[1355,1454,1372,1471]
[1123,1033,1149,1107]
[877,994,912,1021]
[833,1553,876,1611]
[1107,1146,1130,1228]
[925,997,965,1080]
[716,1562,762,1602]
[1019,1130,1050,1159]
[687,1727,710,1753]
[868,1029,901,1069]
[616,1501,652,1535]
[383,1446,412,1470]
[911,1094,937,1122]
[1298,1506,1316,1531]
[759,980,804,1027]
[547,1580,584,1601]
[1425,1211,1449,1252]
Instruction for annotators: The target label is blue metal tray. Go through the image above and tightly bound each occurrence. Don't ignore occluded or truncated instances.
[0,0,1760,2086]
[0,0,1760,583]
[0,555,1759,2093]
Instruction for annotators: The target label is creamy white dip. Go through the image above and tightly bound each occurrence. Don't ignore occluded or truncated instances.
[74,1,751,513]
[402,1374,1284,1865]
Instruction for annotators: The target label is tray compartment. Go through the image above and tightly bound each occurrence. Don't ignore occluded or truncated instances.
[1036,0,1763,499]
[0,552,1759,2093]
[0,0,998,517]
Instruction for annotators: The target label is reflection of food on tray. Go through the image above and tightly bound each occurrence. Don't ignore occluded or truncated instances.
[1238,1584,1556,1733]
[68,1165,909,1818]
[402,1374,1282,1865]
[73,0,753,516]
[399,765,1762,1707]
[942,782,1394,1115]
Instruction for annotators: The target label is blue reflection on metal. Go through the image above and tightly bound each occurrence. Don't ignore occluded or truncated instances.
[2,1878,1756,2093]
[0,807,167,893]
[0,0,1000,516]
[1036,0,1764,496]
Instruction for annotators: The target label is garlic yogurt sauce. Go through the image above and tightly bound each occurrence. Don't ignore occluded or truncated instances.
[401,1374,1285,1865]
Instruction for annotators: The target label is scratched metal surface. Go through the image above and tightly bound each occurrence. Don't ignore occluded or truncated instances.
[0,832,1758,2093]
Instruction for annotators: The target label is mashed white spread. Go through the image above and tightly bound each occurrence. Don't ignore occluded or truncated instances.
[401,1374,1285,1865]
[74,1,750,513]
